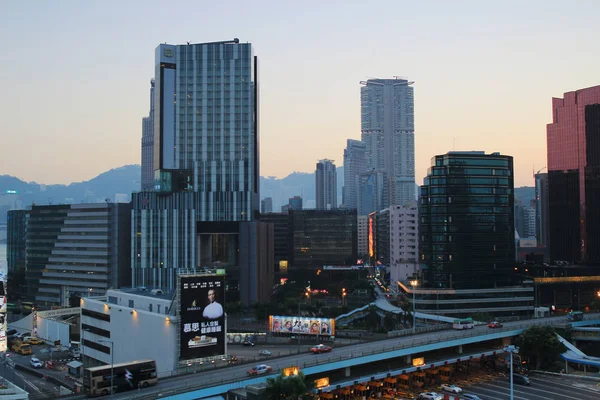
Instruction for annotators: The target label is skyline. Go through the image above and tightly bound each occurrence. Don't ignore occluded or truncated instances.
[1,0,600,187]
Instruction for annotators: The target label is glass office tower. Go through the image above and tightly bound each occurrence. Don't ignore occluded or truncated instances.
[420,151,515,289]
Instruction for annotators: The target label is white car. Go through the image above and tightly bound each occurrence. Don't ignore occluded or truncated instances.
[258,349,271,356]
[30,357,44,368]
[441,384,462,394]
[418,393,443,400]
[247,364,272,376]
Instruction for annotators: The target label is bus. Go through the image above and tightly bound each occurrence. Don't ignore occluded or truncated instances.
[83,359,158,397]
[566,311,584,321]
[452,318,474,330]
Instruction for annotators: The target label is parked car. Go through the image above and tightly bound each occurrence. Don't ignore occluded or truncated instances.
[14,332,30,339]
[310,344,332,354]
[488,321,503,328]
[30,357,44,368]
[242,340,255,346]
[418,392,443,400]
[462,394,482,400]
[247,364,272,376]
[441,384,462,394]
[258,349,272,357]
[70,347,81,358]
[6,329,17,337]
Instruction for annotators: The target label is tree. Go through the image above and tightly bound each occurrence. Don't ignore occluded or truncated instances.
[265,372,313,400]
[516,325,567,370]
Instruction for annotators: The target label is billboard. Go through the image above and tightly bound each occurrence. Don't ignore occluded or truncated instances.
[179,275,226,361]
[269,316,335,336]
[0,269,6,352]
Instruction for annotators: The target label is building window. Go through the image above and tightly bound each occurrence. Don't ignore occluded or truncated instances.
[157,304,161,314]
[129,300,134,308]
[83,339,110,355]
[82,323,110,338]
[108,296,118,305]
[148,303,153,312]
[82,308,110,323]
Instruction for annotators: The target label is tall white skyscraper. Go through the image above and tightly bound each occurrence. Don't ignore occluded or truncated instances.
[360,78,415,206]
[343,139,366,210]
[153,38,259,220]
[316,159,337,210]
[132,39,261,291]
[141,79,155,191]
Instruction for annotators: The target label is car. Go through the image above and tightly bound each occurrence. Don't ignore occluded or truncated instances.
[15,332,30,339]
[258,349,272,357]
[310,344,333,354]
[30,357,44,368]
[247,364,272,376]
[418,392,443,400]
[488,321,503,328]
[27,337,44,345]
[6,329,17,336]
[242,340,255,346]
[462,394,482,400]
[512,373,530,385]
[441,384,462,394]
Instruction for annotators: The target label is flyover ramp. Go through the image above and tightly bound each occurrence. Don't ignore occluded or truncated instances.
[558,333,600,367]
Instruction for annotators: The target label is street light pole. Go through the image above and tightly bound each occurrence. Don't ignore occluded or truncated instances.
[99,340,114,397]
[504,344,518,400]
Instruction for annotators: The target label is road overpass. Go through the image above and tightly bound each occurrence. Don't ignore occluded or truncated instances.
[105,313,600,400]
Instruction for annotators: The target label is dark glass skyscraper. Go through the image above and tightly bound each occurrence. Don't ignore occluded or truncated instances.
[420,151,515,289]
[547,85,600,264]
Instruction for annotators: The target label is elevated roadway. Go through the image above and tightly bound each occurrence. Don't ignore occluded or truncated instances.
[109,314,600,400]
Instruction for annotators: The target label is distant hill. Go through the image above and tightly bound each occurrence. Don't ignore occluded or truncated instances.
[0,164,533,222]
[0,165,141,223]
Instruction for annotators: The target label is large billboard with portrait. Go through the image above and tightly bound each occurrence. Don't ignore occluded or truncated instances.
[179,275,226,361]
[269,316,335,336]
[0,269,7,352]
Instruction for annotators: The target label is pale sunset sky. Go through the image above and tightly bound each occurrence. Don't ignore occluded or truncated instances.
[1,0,599,187]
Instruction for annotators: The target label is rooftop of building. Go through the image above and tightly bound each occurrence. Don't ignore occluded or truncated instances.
[109,287,175,301]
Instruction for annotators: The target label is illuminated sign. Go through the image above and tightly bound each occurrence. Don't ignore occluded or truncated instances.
[412,357,425,367]
[279,260,288,271]
[314,377,330,388]
[368,213,375,258]
[5,190,17,194]
[283,366,299,377]
[269,315,335,336]
[179,275,226,361]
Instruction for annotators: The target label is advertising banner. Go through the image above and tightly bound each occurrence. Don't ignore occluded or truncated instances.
[179,275,225,361]
[269,315,335,336]
[0,270,7,352]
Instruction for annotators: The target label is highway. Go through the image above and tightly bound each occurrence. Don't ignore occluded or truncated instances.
[0,359,57,399]
[105,313,600,399]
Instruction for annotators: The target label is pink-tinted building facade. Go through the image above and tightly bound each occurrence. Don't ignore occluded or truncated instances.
[546,85,600,264]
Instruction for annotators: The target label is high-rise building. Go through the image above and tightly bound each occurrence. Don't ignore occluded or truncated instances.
[141,79,155,191]
[289,209,357,270]
[25,203,132,305]
[288,195,303,211]
[7,209,27,272]
[152,38,259,220]
[357,215,369,257]
[343,139,367,210]
[546,85,600,263]
[261,197,273,213]
[358,169,388,215]
[361,78,415,206]
[420,151,515,289]
[131,39,267,301]
[374,203,419,289]
[315,159,337,210]
[535,172,549,248]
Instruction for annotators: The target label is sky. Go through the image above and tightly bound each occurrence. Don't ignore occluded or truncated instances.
[1,0,599,187]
